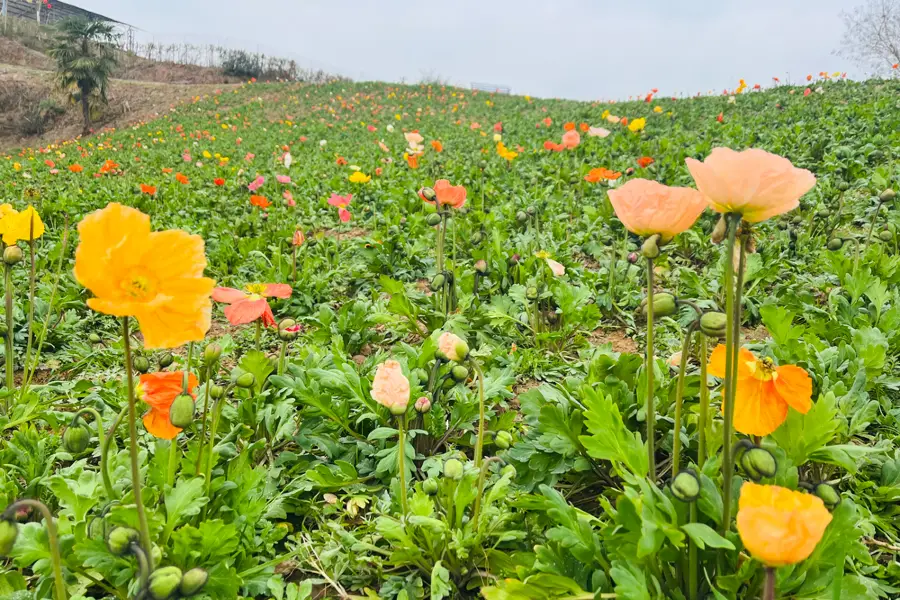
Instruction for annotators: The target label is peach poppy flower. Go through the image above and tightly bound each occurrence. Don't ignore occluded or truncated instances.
[292,230,305,247]
[371,360,410,415]
[737,482,832,567]
[404,131,424,146]
[707,345,812,436]
[588,127,611,138]
[546,258,565,277]
[562,130,580,149]
[136,371,198,439]
[607,179,706,242]
[422,179,466,210]
[74,203,214,349]
[686,148,816,223]
[212,283,292,327]
[437,331,468,361]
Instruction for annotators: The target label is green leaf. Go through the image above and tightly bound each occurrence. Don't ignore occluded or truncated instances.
[163,476,207,540]
[430,561,452,600]
[237,350,275,394]
[681,523,735,550]
[578,386,648,477]
[770,392,839,466]
[610,560,652,600]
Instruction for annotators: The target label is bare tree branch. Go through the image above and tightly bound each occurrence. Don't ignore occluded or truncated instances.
[835,0,900,74]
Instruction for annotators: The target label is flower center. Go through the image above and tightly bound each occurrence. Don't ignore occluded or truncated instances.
[120,271,156,301]
[245,283,267,295]
[748,356,777,381]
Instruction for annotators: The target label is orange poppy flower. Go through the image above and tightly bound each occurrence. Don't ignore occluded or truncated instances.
[707,345,812,436]
[636,156,654,168]
[685,148,816,223]
[250,195,271,209]
[584,167,622,183]
[404,153,420,169]
[140,184,157,195]
[99,159,119,174]
[162,168,173,174]
[175,173,189,185]
[73,203,214,349]
[736,482,832,567]
[69,164,83,173]
[137,371,198,439]
[579,122,590,132]
[607,179,706,243]
[430,140,443,152]
[563,122,576,131]
[336,156,348,166]
[212,283,292,327]
[419,179,466,210]
[543,140,565,152]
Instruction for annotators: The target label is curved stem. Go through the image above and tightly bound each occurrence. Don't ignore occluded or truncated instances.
[397,415,408,516]
[645,256,656,478]
[4,499,67,599]
[472,360,486,469]
[71,408,114,499]
[671,324,696,478]
[100,406,127,500]
[698,335,709,469]
[121,317,153,570]
[129,541,151,594]
[203,384,233,515]
[472,456,502,530]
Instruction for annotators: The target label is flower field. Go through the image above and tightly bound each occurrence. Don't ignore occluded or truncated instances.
[0,75,899,600]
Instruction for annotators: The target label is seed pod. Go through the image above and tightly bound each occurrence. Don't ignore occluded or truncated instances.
[209,385,224,399]
[430,273,445,291]
[627,252,638,264]
[412,368,429,383]
[169,394,195,428]
[450,365,469,382]
[640,292,677,318]
[741,447,777,480]
[641,235,660,259]
[880,189,896,202]
[236,373,256,388]
[699,312,728,339]
[203,343,222,365]
[63,424,91,454]
[813,483,841,509]
[420,187,436,201]
[179,568,209,597]
[526,206,536,216]
[826,238,843,251]
[494,430,512,449]
[443,458,463,481]
[879,230,893,242]
[791,215,803,225]
[107,527,139,556]
[0,520,18,557]
[425,212,442,226]
[158,353,174,369]
[88,333,102,344]
[423,477,439,495]
[516,211,528,223]
[148,566,184,600]
[3,246,23,265]
[441,377,455,390]
[670,469,700,502]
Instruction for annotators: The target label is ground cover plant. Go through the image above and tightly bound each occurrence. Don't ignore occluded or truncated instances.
[0,71,898,600]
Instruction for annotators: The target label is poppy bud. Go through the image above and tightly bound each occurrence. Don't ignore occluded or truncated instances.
[741,447,777,481]
[509,253,520,265]
[443,458,463,481]
[880,189,895,202]
[813,483,841,509]
[148,566,183,600]
[640,292,677,318]
[158,352,174,368]
[791,214,803,225]
[471,232,483,244]
[526,286,538,300]
[501,464,517,478]
[203,343,222,365]
[425,213,442,226]
[641,235,660,259]
[826,237,843,251]
[88,333,102,344]
[169,394,195,428]
[423,477,439,495]
[420,187,436,202]
[624,167,635,176]
[3,246,23,265]
[414,396,431,413]
[516,211,528,223]
[836,180,849,192]
[179,567,209,597]
[474,259,487,273]
[526,206,536,216]
[450,365,469,382]
[63,423,91,454]
[107,526,139,556]
[711,215,727,244]
[627,252,638,264]
[133,356,150,373]
[278,319,299,341]
[430,273,445,291]
[699,312,728,339]
[209,385,224,399]
[494,430,512,449]
[670,469,700,502]
[0,520,18,557]
[236,373,256,388]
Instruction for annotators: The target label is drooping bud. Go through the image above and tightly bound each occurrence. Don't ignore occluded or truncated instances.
[425,212,442,226]
[169,394,195,428]
[494,430,512,449]
[640,292,677,318]
[430,273,445,291]
[450,365,469,382]
[236,373,256,388]
[880,189,896,203]
[814,483,841,509]
[278,319,299,341]
[203,343,222,366]
[627,252,638,264]
[63,423,91,454]
[711,215,727,244]
[179,568,209,597]
[741,447,777,481]
[443,458,463,481]
[3,246,23,265]
[474,259,488,273]
[209,385,224,399]
[525,286,538,300]
[133,356,151,373]
[414,396,431,413]
[699,312,728,339]
[88,333,102,344]
[879,229,893,242]
[0,519,18,556]
[670,469,701,502]
[148,566,184,600]
[641,235,660,259]
[107,527,139,556]
[515,211,528,223]
[419,187,436,202]
[158,352,174,369]
[826,237,843,251]
[423,477,439,495]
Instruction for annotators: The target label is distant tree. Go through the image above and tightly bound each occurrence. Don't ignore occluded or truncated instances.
[48,18,119,135]
[837,0,900,74]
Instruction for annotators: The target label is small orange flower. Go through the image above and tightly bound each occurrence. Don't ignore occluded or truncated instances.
[175,172,189,185]
[579,122,590,132]
[563,122,576,131]
[140,184,157,195]
[543,140,565,152]
[250,195,271,209]
[419,179,466,210]
[607,179,706,243]
[99,159,119,174]
[636,156,654,168]
[69,164,83,173]
[737,482,832,567]
[708,346,812,436]
[404,153,420,169]
[292,230,305,247]
[430,140,443,152]
[162,167,173,174]
[213,178,225,186]
[137,371,198,439]
[336,156,348,166]
[584,167,622,183]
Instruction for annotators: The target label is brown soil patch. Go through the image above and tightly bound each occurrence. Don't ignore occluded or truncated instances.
[588,327,638,354]
[319,227,369,241]
[0,38,54,70]
[741,325,769,343]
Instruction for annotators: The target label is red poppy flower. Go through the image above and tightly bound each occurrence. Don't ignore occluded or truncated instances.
[716,112,724,123]
[214,178,225,186]
[637,156,654,168]
[136,371,198,439]
[250,195,271,209]
[336,156,348,166]
[45,159,55,168]
[804,88,812,97]
[212,283,292,327]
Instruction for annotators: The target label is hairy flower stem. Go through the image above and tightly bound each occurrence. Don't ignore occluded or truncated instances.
[22,236,36,389]
[472,360,486,469]
[472,456,502,530]
[254,320,262,351]
[859,198,885,272]
[100,406,127,500]
[130,542,151,593]
[195,366,214,476]
[396,415,409,516]
[71,407,115,499]
[5,262,15,412]
[203,384,233,516]
[5,499,67,599]
[121,317,153,570]
[645,256,656,478]
[671,324,697,478]
[762,567,775,600]
[688,502,699,600]
[698,335,710,468]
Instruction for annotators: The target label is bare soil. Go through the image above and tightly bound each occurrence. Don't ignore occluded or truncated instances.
[588,327,638,354]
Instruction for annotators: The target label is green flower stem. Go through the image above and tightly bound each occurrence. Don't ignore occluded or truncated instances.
[278,340,288,376]
[100,406,127,500]
[719,214,741,550]
[291,246,297,283]
[203,384,233,515]
[130,541,151,593]
[396,414,409,516]
[698,334,710,469]
[859,198,885,271]
[254,320,262,351]
[71,407,114,499]
[472,456,502,530]
[762,567,775,600]
[121,317,153,571]
[645,255,656,478]
[5,261,15,412]
[4,499,67,600]
[671,324,697,478]
[166,438,178,488]
[22,236,36,393]
[688,502,698,600]
[472,360,486,469]
[195,364,216,476]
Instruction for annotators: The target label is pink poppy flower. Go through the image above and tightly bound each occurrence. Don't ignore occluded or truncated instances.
[371,360,410,415]
[248,176,265,192]
[212,283,293,327]
[607,179,707,243]
[276,175,291,184]
[588,127,611,138]
[283,190,295,206]
[546,258,566,277]
[562,130,580,149]
[182,153,192,162]
[328,193,353,222]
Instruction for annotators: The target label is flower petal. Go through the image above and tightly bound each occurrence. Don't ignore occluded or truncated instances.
[732,379,788,437]
[264,284,292,299]
[774,365,813,414]
[223,297,269,325]
[212,287,248,303]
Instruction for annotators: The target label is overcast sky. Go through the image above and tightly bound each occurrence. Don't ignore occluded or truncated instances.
[71,0,861,100]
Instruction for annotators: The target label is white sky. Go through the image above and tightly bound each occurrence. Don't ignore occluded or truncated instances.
[70,0,861,100]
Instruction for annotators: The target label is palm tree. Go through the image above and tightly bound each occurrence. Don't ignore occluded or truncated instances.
[48,18,119,135]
